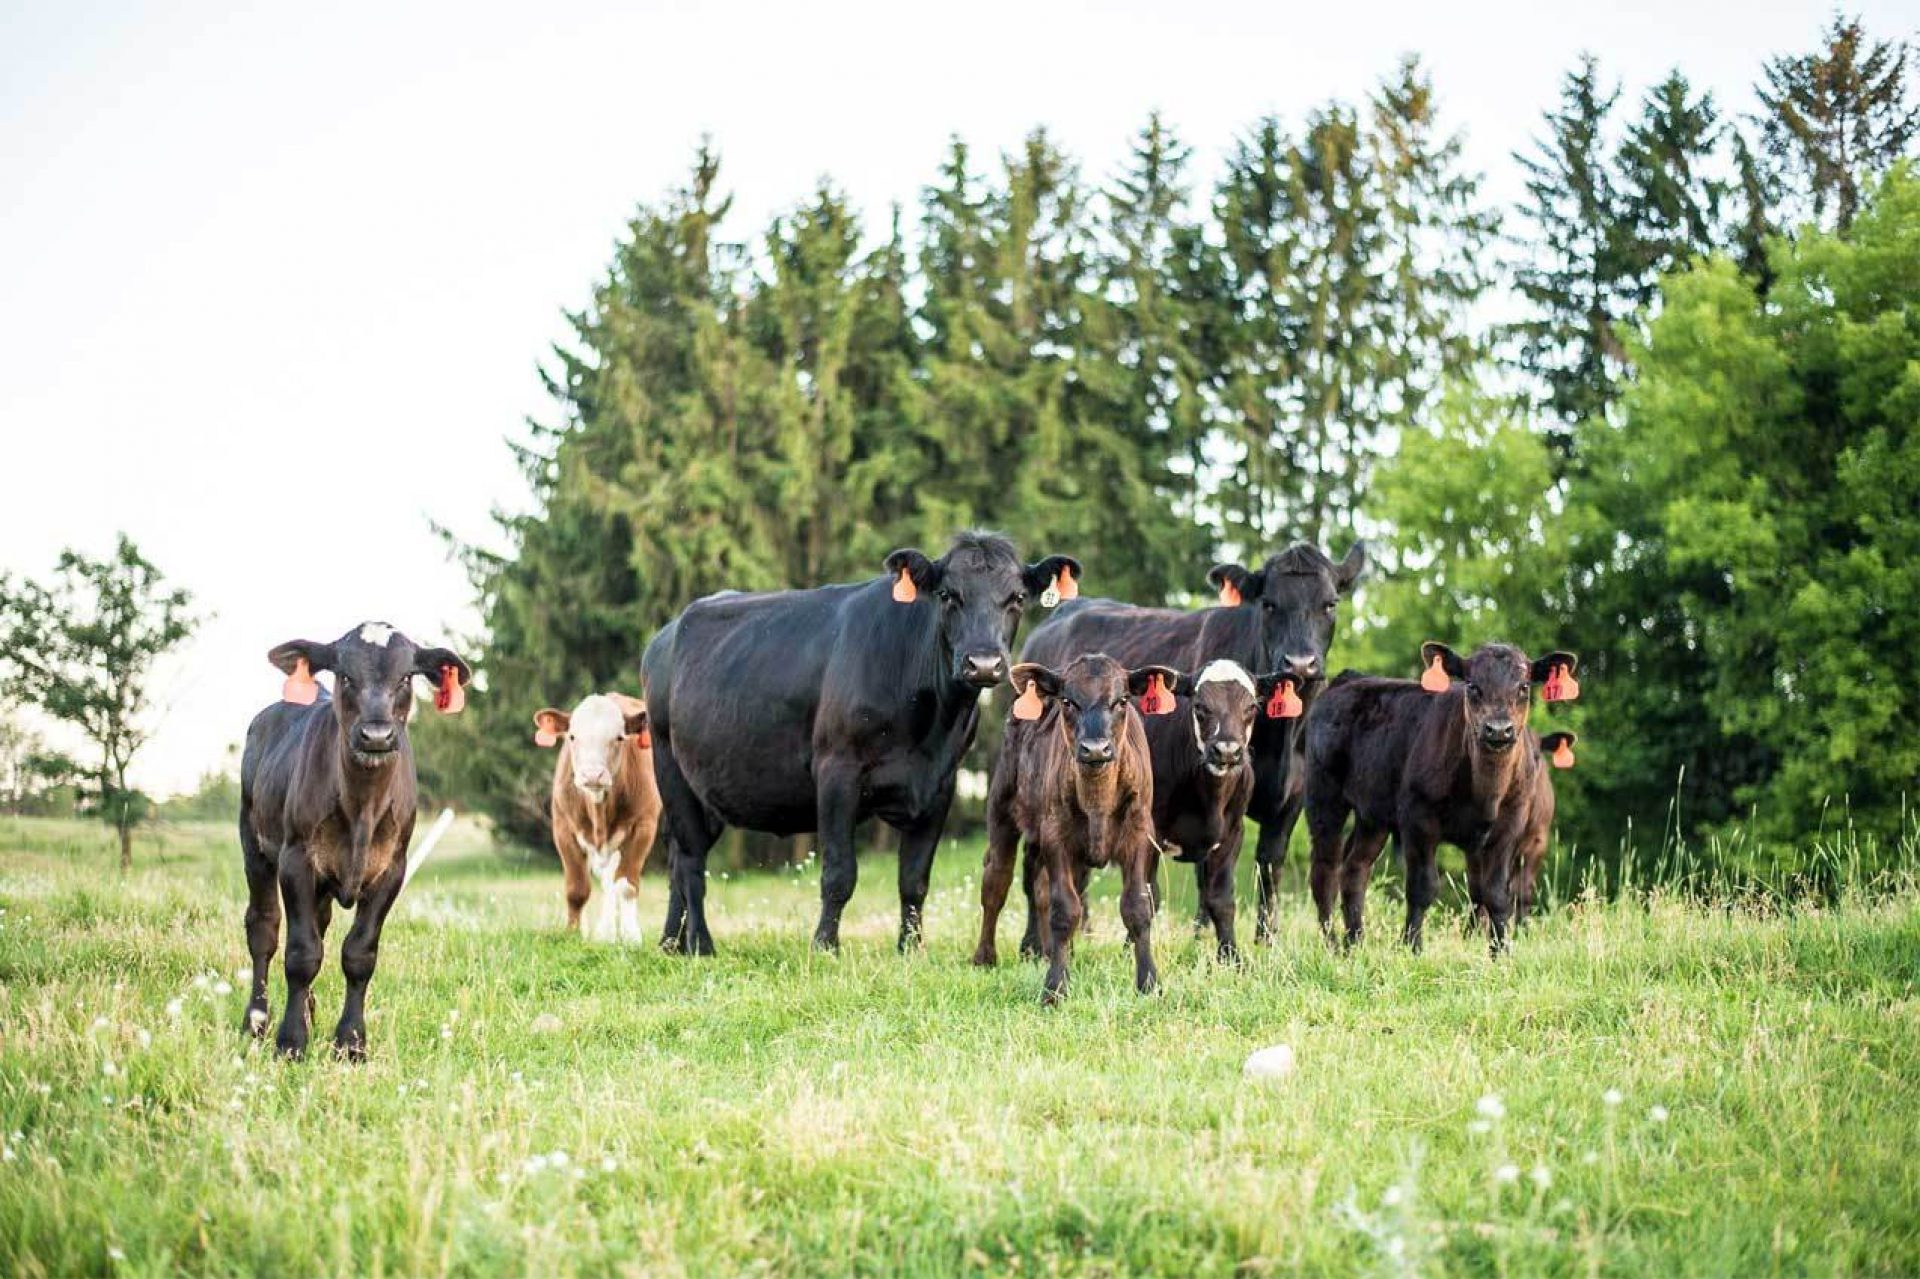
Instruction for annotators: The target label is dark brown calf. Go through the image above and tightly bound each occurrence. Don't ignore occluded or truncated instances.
[1514,731,1577,923]
[1302,642,1578,956]
[974,654,1176,1004]
[239,623,471,1059]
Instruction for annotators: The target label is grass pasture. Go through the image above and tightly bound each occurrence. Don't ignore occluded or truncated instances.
[1,815,1917,1277]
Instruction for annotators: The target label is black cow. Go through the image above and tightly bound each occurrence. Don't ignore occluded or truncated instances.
[1017,542,1365,942]
[1302,642,1579,956]
[239,623,471,1059]
[642,532,1080,955]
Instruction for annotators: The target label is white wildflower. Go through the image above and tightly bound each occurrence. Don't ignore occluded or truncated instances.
[1467,1119,1491,1135]
[1380,1184,1403,1207]
[1602,1088,1623,1107]
[548,1151,569,1168]
[1649,1105,1670,1123]
[1476,1094,1506,1120]
[165,998,184,1019]
[1531,1165,1553,1189]
[600,1157,617,1173]
[1495,1163,1520,1184]
[212,981,233,997]
[101,1061,118,1077]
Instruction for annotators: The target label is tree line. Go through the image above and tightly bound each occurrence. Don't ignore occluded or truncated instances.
[420,16,1918,881]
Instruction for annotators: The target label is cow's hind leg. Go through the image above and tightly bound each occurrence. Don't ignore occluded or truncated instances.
[240,811,279,1038]
[333,858,406,1062]
[974,763,1021,967]
[653,738,721,956]
[1338,823,1391,948]
[1305,794,1350,947]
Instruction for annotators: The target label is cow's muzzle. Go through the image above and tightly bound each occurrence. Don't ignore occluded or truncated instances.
[1480,721,1518,753]
[1075,737,1116,768]
[959,653,1008,688]
[350,723,400,764]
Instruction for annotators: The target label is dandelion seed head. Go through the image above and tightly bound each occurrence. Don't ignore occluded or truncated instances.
[1649,1105,1670,1123]
[1476,1094,1506,1120]
[1602,1088,1623,1107]
[1495,1163,1520,1184]
[1531,1165,1553,1189]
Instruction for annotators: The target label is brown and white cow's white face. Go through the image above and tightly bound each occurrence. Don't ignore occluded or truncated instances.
[533,693,648,802]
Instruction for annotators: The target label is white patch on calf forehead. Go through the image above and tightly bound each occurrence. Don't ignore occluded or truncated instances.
[568,694,626,741]
[1195,660,1256,696]
[358,622,396,647]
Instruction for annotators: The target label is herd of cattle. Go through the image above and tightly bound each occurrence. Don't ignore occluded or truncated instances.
[236,532,1580,1055]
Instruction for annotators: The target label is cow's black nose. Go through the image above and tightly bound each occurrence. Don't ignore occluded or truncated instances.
[1209,740,1244,765]
[1077,738,1116,766]
[357,723,398,751]
[1482,720,1517,749]
[1285,652,1323,682]
[962,654,1007,687]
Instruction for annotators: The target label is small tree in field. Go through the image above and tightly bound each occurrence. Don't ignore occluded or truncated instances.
[0,536,196,869]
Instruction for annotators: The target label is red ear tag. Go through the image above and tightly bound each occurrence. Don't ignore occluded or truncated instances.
[282,657,319,706]
[1219,581,1242,608]
[1012,680,1045,721]
[1266,680,1303,719]
[1551,740,1575,769]
[436,665,465,714]
[1543,664,1581,703]
[892,568,917,604]
[1420,655,1451,693]
[635,726,652,749]
[1138,673,1176,716]
[534,727,559,748]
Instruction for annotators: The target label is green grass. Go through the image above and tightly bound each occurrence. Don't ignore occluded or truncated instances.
[2,815,1917,1277]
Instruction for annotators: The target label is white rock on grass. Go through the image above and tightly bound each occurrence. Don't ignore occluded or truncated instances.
[1243,1044,1296,1081]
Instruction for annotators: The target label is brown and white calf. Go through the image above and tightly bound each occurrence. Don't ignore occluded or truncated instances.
[1302,642,1580,956]
[240,622,471,1059]
[532,693,660,942]
[975,654,1177,1004]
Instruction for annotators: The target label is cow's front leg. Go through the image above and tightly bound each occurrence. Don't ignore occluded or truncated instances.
[1203,822,1245,963]
[1040,848,1083,1006]
[1121,836,1160,995]
[1400,815,1442,953]
[587,847,621,942]
[895,776,955,951]
[812,762,861,953]
[275,846,322,1060]
[1254,792,1304,944]
[555,829,591,931]
[333,860,405,1061]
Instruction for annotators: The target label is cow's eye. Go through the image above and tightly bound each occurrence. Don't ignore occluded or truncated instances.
[1323,601,1338,615]
[936,588,956,605]
[1008,594,1026,609]
[1464,681,1479,696]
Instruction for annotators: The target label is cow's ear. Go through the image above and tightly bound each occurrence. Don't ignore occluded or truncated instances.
[1206,563,1256,607]
[1167,670,1198,698]
[1538,730,1578,754]
[1529,651,1579,683]
[1255,671,1305,719]
[1010,662,1060,720]
[413,647,472,686]
[1128,665,1182,715]
[609,694,650,738]
[268,640,335,676]
[1420,642,1467,690]
[533,709,569,748]
[1022,555,1082,602]
[884,549,939,603]
[1335,541,1367,593]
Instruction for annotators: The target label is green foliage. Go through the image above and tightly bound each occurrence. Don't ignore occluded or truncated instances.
[0,535,196,867]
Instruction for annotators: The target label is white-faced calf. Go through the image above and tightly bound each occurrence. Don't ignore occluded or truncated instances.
[532,693,660,942]
[974,654,1178,1004]
[240,623,471,1059]
[1302,642,1579,955]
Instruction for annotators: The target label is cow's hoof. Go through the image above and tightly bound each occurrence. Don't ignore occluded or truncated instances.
[331,1036,368,1064]
[1040,985,1066,1008]
[811,934,840,955]
[1217,944,1244,968]
[274,1035,307,1062]
[970,946,997,968]
[243,1004,270,1038]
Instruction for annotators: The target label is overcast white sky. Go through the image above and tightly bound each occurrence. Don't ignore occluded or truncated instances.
[2,0,1910,795]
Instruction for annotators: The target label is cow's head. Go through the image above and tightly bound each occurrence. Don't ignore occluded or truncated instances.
[886,532,1081,690]
[1420,642,1579,760]
[533,693,648,803]
[1011,654,1179,770]
[268,622,472,768]
[1206,542,1365,694]
[1182,660,1300,777]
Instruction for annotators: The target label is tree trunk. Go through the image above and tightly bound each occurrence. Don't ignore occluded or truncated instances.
[118,818,132,872]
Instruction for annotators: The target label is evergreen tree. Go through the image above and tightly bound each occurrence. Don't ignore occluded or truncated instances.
[1758,14,1918,229]
[1512,55,1638,439]
[1618,71,1727,306]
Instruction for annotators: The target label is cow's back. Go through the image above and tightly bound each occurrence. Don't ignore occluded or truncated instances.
[240,699,332,848]
[1307,677,1436,820]
[1023,599,1242,672]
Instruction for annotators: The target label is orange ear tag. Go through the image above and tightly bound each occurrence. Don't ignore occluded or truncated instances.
[1138,673,1176,716]
[1551,740,1575,769]
[1012,680,1046,721]
[1266,680,1303,719]
[534,726,559,747]
[1420,655,1451,693]
[635,725,652,749]
[282,657,319,706]
[892,568,917,603]
[1543,664,1581,703]
[1055,569,1078,602]
[436,665,465,714]
[1218,581,1242,608]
